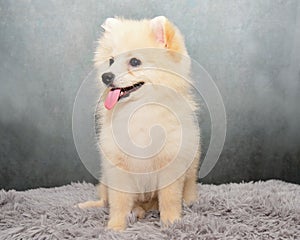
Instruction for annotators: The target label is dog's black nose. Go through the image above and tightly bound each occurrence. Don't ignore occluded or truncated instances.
[102,72,115,85]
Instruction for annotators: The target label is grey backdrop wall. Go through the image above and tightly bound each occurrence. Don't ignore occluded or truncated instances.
[0,0,299,190]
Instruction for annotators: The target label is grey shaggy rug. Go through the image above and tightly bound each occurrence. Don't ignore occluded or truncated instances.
[0,180,299,240]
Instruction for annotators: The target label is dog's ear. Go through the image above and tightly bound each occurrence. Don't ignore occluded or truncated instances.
[150,16,181,52]
[150,16,167,44]
[101,18,119,31]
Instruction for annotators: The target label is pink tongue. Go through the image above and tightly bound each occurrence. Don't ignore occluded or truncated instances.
[104,89,121,110]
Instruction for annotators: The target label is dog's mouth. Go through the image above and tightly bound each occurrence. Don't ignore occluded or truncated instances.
[104,82,144,110]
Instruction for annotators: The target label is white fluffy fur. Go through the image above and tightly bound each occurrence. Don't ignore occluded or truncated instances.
[78,16,201,231]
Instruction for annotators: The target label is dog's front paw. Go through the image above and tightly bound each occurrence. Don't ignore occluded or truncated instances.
[107,219,127,231]
[160,212,181,227]
[132,206,146,219]
[183,193,197,206]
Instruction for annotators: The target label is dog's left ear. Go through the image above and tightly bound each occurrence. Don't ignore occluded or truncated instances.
[150,16,181,52]
[101,17,119,32]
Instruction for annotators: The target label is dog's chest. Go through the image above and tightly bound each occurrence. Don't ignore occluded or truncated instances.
[111,104,180,148]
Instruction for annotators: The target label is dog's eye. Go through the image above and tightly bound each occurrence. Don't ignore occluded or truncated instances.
[109,57,114,66]
[129,58,141,67]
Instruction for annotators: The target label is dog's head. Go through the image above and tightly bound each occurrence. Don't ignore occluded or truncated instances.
[94,16,191,110]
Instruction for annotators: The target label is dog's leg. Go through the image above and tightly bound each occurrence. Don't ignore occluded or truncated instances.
[183,155,200,205]
[107,189,134,231]
[182,174,198,205]
[158,176,184,226]
[77,200,105,208]
[77,183,108,209]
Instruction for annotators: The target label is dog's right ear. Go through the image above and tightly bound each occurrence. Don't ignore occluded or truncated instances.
[101,18,119,32]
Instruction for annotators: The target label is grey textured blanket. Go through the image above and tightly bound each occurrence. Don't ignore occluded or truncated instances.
[1,180,299,239]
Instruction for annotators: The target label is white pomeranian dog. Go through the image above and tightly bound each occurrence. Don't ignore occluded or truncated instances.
[78,16,200,231]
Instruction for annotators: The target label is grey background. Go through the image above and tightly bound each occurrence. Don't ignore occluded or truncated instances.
[0,0,299,190]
